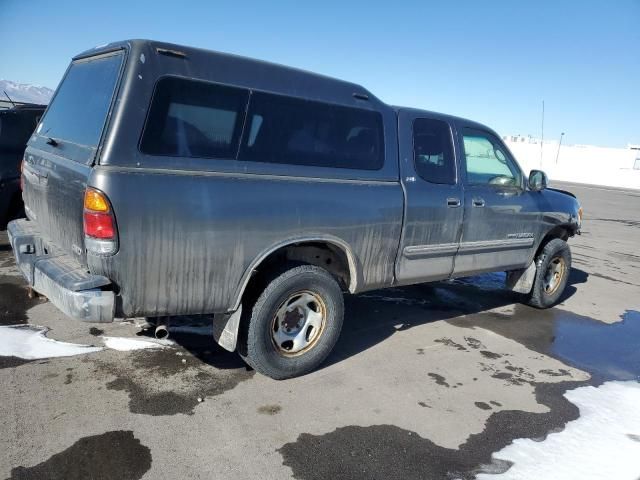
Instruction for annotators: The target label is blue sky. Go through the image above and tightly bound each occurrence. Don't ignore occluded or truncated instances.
[1,0,638,147]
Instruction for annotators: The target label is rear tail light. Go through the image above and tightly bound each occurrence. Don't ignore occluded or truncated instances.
[84,212,116,239]
[83,187,118,255]
[84,189,110,213]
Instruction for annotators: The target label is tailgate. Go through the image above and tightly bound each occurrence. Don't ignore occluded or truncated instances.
[22,50,124,265]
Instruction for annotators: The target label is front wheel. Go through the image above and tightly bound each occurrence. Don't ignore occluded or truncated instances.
[527,238,572,308]
[239,264,344,380]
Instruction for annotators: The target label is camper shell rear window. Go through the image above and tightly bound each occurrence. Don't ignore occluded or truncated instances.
[36,51,124,155]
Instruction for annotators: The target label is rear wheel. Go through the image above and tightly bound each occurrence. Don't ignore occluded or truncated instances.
[527,238,571,308]
[239,264,344,380]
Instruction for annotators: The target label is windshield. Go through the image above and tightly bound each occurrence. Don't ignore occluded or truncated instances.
[37,51,124,150]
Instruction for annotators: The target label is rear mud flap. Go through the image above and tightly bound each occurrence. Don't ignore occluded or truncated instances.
[212,306,242,352]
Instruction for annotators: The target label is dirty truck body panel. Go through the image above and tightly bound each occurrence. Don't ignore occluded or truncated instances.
[10,39,581,323]
[91,169,403,317]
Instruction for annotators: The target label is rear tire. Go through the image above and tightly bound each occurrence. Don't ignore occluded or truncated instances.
[239,264,344,380]
[527,238,571,308]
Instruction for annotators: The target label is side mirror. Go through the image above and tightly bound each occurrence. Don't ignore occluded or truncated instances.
[528,170,548,192]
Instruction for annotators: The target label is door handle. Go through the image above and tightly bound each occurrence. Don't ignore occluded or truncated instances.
[472,198,485,207]
[447,198,461,208]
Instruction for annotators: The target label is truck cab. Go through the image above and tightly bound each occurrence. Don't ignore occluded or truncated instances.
[395,108,580,288]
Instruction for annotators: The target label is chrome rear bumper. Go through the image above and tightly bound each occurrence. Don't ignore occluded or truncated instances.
[7,219,115,322]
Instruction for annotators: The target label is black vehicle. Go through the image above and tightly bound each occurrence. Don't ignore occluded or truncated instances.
[0,103,45,228]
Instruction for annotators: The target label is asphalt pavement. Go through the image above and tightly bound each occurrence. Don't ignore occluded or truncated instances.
[0,181,639,479]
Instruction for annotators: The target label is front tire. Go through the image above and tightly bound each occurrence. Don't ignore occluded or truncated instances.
[527,238,572,308]
[239,264,344,380]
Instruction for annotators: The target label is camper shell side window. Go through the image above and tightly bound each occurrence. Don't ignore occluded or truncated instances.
[139,76,385,171]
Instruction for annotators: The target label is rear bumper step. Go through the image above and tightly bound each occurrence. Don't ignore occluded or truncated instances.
[7,219,115,323]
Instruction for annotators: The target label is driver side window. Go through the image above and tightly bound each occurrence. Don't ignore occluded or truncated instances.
[461,128,522,187]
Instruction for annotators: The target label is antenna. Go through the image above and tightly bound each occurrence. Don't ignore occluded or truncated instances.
[540,100,544,169]
[3,90,16,108]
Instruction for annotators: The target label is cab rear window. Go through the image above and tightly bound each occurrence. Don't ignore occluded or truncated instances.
[37,51,123,150]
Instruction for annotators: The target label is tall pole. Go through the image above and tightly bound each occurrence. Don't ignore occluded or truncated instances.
[540,100,545,169]
[555,132,565,164]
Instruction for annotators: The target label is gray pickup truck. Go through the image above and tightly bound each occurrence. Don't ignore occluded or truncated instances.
[8,40,582,379]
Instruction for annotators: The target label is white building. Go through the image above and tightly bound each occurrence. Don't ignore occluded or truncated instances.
[502,136,640,190]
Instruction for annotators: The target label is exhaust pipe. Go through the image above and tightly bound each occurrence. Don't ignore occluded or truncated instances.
[154,317,171,339]
[154,325,169,339]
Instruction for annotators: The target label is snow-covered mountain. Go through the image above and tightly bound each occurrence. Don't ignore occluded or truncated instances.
[0,80,54,105]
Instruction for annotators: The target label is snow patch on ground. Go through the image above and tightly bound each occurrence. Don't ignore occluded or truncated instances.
[0,325,175,360]
[477,381,640,480]
[0,325,102,359]
[102,336,172,351]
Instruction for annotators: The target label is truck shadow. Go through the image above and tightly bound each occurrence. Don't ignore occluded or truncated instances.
[156,268,587,373]
[136,323,250,371]
[325,268,588,369]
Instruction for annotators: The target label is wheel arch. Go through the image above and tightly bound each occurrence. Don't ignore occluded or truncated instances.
[229,235,361,312]
[532,224,573,264]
